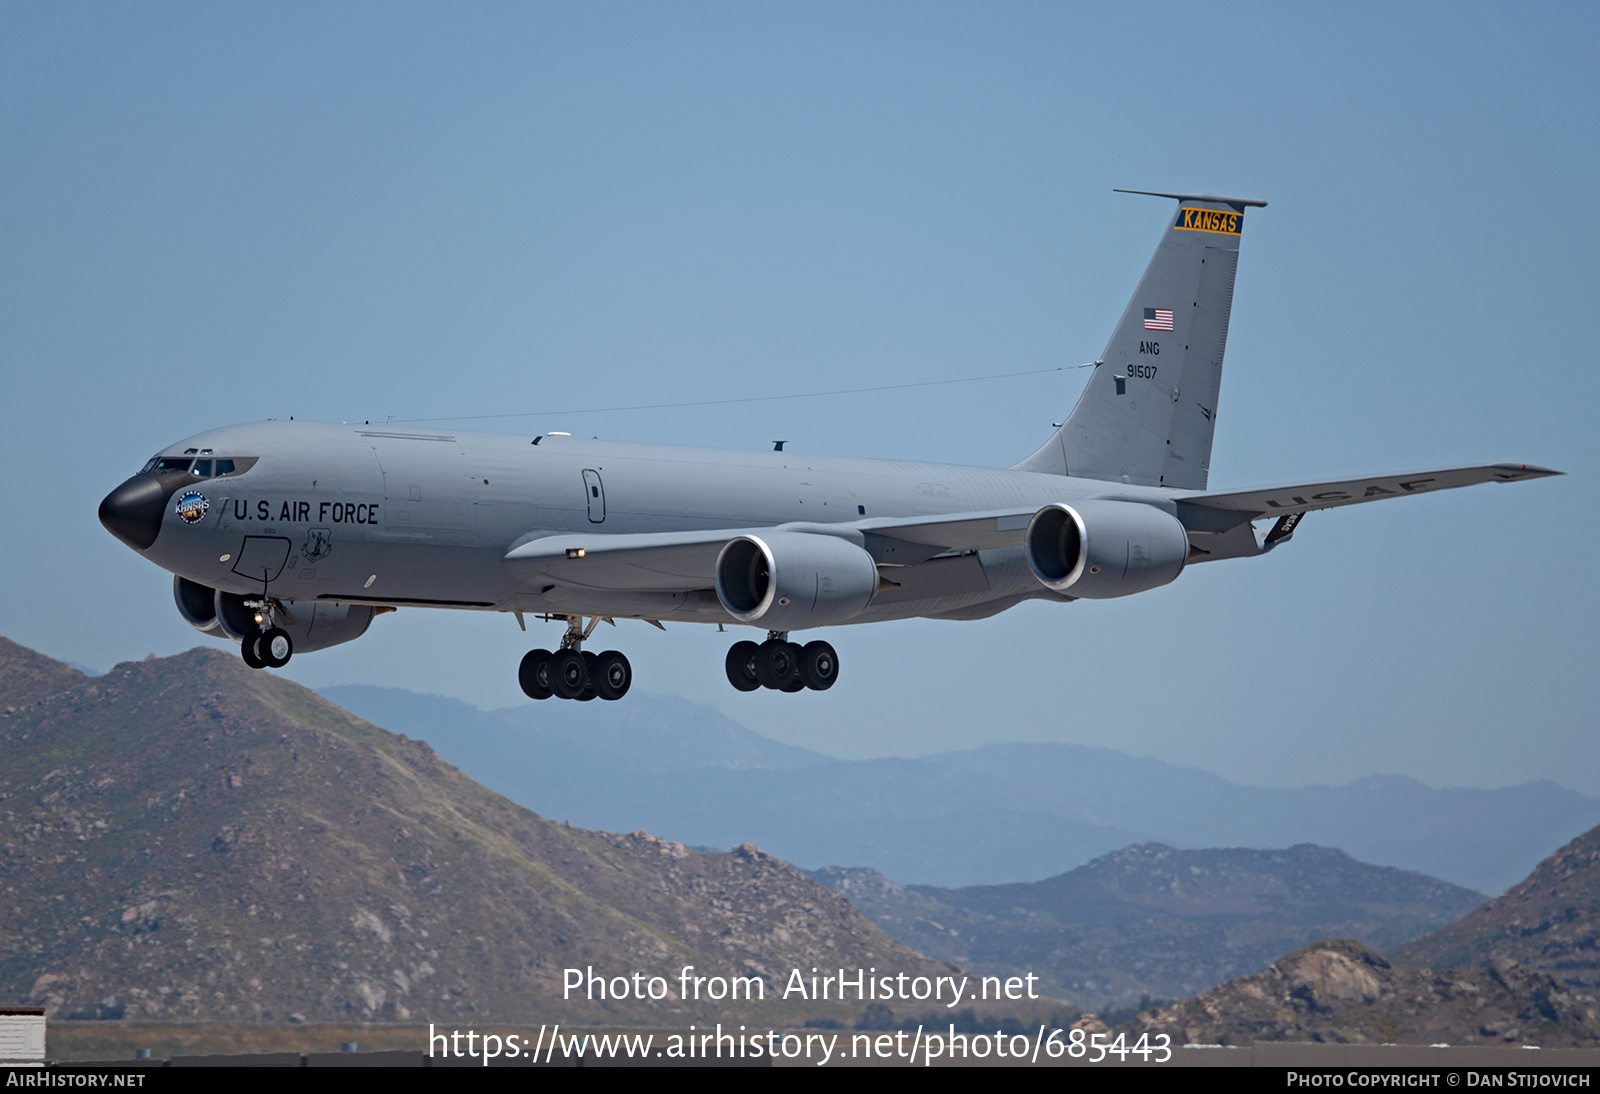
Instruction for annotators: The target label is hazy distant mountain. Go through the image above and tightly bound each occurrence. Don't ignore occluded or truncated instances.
[0,640,960,1026]
[808,844,1486,1009]
[1392,823,1600,993]
[1118,938,1600,1047]
[321,686,1600,895]
[321,684,830,774]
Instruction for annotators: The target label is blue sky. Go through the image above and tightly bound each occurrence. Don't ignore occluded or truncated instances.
[3,2,1594,792]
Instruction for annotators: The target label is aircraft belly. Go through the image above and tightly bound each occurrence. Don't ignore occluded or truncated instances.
[311,542,518,608]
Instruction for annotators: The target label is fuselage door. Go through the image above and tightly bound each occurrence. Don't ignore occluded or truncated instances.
[582,469,605,523]
[231,535,292,586]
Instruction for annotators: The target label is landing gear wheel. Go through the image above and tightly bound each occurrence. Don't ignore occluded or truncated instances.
[240,628,267,670]
[798,640,839,691]
[594,650,632,700]
[782,677,805,693]
[725,641,761,692]
[577,651,598,700]
[518,649,554,700]
[755,639,800,690]
[259,627,293,669]
[550,649,588,700]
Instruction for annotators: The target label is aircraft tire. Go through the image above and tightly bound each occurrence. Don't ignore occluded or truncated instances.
[518,649,554,700]
[725,641,761,692]
[260,627,293,669]
[240,629,267,670]
[578,651,599,700]
[755,639,800,690]
[595,650,631,700]
[798,640,839,691]
[551,649,588,700]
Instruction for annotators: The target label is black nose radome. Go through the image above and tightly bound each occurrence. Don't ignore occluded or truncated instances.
[99,474,167,551]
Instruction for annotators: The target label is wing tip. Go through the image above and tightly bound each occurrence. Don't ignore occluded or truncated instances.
[1491,463,1563,480]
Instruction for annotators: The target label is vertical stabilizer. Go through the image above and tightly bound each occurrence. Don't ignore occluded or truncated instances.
[1015,192,1264,488]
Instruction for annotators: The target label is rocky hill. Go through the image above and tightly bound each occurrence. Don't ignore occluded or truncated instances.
[0,640,967,1026]
[1117,938,1600,1047]
[811,843,1485,1009]
[1391,823,1600,993]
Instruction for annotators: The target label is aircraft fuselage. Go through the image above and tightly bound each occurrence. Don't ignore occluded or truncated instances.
[112,419,1167,627]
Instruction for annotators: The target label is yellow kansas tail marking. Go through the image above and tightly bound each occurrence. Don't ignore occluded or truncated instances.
[1174,207,1242,234]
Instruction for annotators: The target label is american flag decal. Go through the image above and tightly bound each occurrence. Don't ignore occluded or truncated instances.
[1144,308,1174,331]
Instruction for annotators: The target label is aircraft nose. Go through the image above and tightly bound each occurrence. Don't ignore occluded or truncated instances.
[99,474,166,550]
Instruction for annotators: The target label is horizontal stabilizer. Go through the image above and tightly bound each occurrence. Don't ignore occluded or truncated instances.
[1112,189,1268,208]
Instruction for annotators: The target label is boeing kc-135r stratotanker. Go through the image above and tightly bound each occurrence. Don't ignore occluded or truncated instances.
[99,192,1559,701]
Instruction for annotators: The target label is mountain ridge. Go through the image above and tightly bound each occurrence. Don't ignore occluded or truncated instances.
[320,684,1600,894]
[1391,823,1600,993]
[808,843,1486,1008]
[0,641,973,1026]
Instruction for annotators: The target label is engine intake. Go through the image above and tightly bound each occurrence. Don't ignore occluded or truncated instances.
[174,577,225,636]
[1025,499,1189,599]
[714,531,878,629]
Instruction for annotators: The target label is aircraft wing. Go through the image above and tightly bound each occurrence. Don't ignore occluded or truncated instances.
[504,529,745,591]
[503,465,1562,593]
[502,509,1042,593]
[1171,463,1560,528]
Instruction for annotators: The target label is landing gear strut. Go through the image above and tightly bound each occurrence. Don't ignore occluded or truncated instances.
[239,598,293,670]
[519,615,631,702]
[725,632,838,693]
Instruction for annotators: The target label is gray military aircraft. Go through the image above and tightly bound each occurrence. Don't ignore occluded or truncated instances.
[99,191,1558,701]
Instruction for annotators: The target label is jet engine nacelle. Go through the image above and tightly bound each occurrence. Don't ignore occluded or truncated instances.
[1025,499,1189,599]
[714,531,878,629]
[174,576,227,636]
[203,586,379,653]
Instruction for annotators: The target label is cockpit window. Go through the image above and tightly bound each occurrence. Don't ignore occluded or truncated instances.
[141,454,252,476]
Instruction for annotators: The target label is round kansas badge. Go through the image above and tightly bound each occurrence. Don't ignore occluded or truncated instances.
[174,489,210,525]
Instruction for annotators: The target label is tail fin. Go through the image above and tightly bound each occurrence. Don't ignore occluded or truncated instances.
[1015,191,1265,488]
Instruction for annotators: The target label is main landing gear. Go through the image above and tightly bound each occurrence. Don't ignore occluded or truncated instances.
[519,615,632,702]
[239,598,293,671]
[725,632,838,693]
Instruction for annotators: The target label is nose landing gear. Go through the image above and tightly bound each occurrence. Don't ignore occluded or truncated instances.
[519,615,631,702]
[239,598,294,670]
[725,632,838,693]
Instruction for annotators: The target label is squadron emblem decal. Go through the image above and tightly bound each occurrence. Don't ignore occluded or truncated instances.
[174,489,210,525]
[302,526,334,562]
